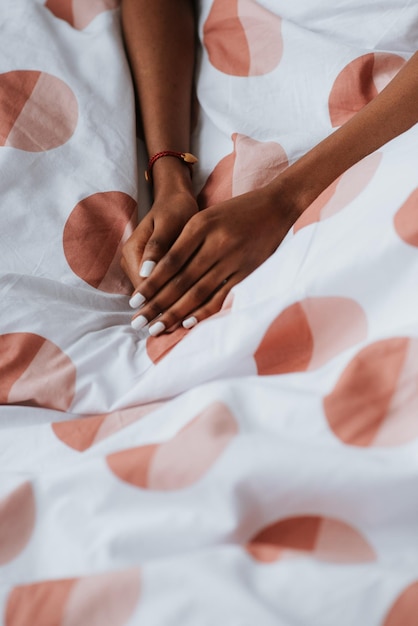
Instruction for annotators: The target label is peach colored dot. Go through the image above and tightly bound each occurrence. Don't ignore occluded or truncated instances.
[107,442,158,489]
[329,53,405,127]
[5,579,76,626]
[53,414,107,452]
[146,326,188,365]
[254,297,367,376]
[52,402,164,451]
[394,188,418,248]
[198,133,288,209]
[246,515,375,564]
[63,191,137,294]
[5,569,140,626]
[324,337,418,447]
[45,0,120,30]
[0,333,76,411]
[294,152,382,233]
[0,70,78,151]
[0,482,36,566]
[254,301,313,376]
[62,569,140,626]
[383,581,418,626]
[107,402,238,490]
[203,0,282,76]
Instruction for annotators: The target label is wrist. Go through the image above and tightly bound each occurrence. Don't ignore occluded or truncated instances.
[267,166,313,223]
[151,156,195,199]
[268,141,344,220]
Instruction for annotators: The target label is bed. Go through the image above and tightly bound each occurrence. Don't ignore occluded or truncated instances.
[1,0,418,623]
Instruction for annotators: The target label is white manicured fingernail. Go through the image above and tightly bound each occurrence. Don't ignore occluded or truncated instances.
[129,292,146,309]
[131,315,148,331]
[149,321,166,336]
[139,260,156,278]
[182,316,198,329]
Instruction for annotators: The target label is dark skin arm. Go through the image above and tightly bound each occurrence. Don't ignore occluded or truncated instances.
[120,0,198,288]
[122,0,418,336]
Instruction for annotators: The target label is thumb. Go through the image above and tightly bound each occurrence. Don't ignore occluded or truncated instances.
[139,212,189,278]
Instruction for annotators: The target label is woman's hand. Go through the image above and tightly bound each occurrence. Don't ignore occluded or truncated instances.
[129,184,302,335]
[121,188,199,293]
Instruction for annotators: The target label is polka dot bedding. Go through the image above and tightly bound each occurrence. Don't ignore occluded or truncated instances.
[1,1,418,624]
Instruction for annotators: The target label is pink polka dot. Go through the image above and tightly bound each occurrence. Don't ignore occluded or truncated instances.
[0,333,76,411]
[329,53,405,127]
[383,581,418,626]
[198,133,288,209]
[6,579,76,626]
[62,569,140,626]
[246,515,376,564]
[254,297,368,376]
[0,71,78,152]
[45,0,120,30]
[52,402,164,451]
[5,569,140,626]
[394,188,418,247]
[0,482,36,566]
[294,152,382,233]
[63,191,137,294]
[107,402,238,489]
[203,0,282,76]
[146,326,188,365]
[324,337,418,447]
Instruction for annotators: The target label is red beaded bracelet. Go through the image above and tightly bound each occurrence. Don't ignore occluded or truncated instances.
[145,150,198,183]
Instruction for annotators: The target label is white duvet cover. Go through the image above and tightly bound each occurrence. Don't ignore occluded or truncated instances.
[1,1,418,624]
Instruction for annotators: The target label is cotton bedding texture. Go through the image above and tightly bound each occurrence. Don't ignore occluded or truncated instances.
[1,0,418,624]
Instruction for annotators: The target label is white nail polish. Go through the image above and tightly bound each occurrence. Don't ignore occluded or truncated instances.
[139,260,156,278]
[182,316,198,329]
[129,292,146,309]
[131,315,148,331]
[149,321,166,336]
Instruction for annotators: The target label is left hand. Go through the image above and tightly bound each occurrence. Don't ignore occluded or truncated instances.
[129,185,301,335]
[121,188,199,292]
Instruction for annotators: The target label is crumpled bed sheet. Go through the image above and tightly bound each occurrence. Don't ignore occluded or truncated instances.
[1,1,418,624]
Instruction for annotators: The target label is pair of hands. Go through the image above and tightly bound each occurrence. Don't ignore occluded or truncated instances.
[121,184,297,336]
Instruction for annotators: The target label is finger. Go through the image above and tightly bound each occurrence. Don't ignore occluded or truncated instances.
[144,270,238,336]
[131,222,206,308]
[131,252,219,330]
[121,217,154,289]
[128,232,184,308]
[139,213,193,278]
[181,278,237,329]
[166,289,229,332]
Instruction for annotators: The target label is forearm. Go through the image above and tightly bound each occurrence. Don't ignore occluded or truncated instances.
[274,52,418,215]
[121,0,196,196]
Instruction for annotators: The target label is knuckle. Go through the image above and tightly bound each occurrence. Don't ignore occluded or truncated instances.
[199,298,222,320]
[215,227,230,247]
[173,273,189,291]
[147,301,163,317]
[146,237,164,253]
[162,309,181,328]
[192,283,211,303]
[186,213,207,236]
[141,276,158,295]
[162,251,181,271]
[187,213,203,230]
